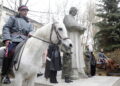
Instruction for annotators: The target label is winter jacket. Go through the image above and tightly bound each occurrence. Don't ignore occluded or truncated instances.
[47,44,62,71]
[2,15,33,43]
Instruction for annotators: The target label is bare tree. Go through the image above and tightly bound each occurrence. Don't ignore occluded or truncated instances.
[80,0,99,49]
[55,0,69,18]
[25,0,29,6]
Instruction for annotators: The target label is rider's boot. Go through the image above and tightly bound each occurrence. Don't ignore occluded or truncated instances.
[1,75,11,84]
[1,58,11,84]
[9,58,15,78]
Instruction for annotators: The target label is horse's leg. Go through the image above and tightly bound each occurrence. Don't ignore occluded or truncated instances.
[27,75,36,86]
[14,74,23,86]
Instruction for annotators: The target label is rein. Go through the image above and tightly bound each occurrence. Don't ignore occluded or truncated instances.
[13,23,69,71]
[31,35,52,44]
[31,23,69,45]
[30,24,60,45]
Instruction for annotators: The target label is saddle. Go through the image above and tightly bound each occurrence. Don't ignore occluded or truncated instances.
[13,40,27,64]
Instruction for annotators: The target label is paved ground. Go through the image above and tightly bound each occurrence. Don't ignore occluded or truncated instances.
[0,65,120,86]
[0,69,120,86]
[35,71,120,86]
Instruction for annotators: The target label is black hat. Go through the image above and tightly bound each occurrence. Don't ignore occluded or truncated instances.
[18,5,29,11]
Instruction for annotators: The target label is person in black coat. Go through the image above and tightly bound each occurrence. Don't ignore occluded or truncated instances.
[90,52,96,76]
[44,44,62,83]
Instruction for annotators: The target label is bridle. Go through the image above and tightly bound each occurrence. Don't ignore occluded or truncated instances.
[14,23,70,71]
[32,23,70,45]
[50,23,70,45]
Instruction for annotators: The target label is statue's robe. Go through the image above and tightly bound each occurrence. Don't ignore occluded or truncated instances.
[63,14,86,78]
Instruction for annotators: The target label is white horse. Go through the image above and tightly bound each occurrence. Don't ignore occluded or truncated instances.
[12,21,72,86]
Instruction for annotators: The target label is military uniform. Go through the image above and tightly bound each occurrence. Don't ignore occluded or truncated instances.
[84,48,96,77]
[84,48,91,76]
[62,52,73,83]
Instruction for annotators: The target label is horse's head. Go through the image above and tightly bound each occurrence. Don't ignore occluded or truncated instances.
[32,20,72,52]
[50,21,73,52]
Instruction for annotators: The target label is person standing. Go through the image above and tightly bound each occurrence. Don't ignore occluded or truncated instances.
[98,49,109,64]
[62,52,73,83]
[90,52,96,76]
[84,45,96,77]
[84,45,91,77]
[44,44,62,83]
[1,5,33,84]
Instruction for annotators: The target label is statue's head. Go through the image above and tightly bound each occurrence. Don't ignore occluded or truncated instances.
[69,7,78,16]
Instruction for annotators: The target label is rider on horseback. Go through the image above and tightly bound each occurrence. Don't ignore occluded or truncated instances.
[1,5,33,84]
[98,49,109,67]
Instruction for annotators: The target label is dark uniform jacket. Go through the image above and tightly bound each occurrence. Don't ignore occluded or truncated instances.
[47,44,62,71]
[44,44,62,79]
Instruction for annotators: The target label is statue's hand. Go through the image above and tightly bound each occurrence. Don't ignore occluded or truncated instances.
[78,26,86,33]
[69,26,86,34]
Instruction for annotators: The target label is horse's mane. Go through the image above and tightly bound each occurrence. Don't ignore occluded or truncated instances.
[33,23,52,40]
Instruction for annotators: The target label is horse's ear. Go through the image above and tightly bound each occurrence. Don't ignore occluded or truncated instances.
[52,16,64,25]
[52,17,58,24]
[52,15,61,23]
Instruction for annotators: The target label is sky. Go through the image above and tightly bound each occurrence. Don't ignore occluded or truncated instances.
[0,0,95,47]
[28,0,90,23]
[1,0,90,23]
[27,0,89,12]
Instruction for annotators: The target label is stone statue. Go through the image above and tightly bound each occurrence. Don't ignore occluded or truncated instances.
[63,7,87,79]
[63,7,85,34]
